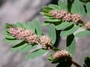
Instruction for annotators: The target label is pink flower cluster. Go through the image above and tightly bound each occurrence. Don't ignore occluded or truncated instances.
[9,27,38,44]
[40,35,51,48]
[9,27,52,48]
[85,21,90,30]
[53,50,71,60]
[49,10,82,23]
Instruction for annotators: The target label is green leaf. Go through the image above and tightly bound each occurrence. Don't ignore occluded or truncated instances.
[16,22,24,28]
[46,19,61,22]
[75,30,90,37]
[27,22,35,33]
[2,38,22,45]
[80,0,88,2]
[4,35,15,39]
[40,12,52,16]
[48,54,55,62]
[42,21,50,26]
[10,42,27,52]
[42,6,52,13]
[48,4,60,10]
[5,23,16,28]
[65,0,72,12]
[58,0,67,10]
[2,38,17,42]
[71,0,85,17]
[66,34,76,55]
[60,24,79,37]
[86,3,90,18]
[20,22,28,29]
[9,40,22,46]
[2,31,15,39]
[19,45,37,54]
[33,20,42,37]
[55,22,73,30]
[5,23,16,31]
[42,16,54,19]
[48,24,56,44]
[2,38,9,42]
[25,48,47,59]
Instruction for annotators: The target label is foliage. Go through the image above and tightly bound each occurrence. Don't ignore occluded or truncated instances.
[2,0,90,67]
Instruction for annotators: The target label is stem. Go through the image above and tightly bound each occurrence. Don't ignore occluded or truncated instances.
[71,59,81,67]
[49,44,54,50]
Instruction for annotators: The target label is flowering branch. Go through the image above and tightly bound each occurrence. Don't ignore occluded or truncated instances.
[2,0,90,67]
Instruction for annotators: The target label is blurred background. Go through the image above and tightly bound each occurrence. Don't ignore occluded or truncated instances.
[0,0,90,67]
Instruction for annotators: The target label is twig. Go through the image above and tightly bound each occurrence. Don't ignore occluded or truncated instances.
[71,59,81,67]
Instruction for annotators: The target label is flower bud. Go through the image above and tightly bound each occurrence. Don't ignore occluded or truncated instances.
[54,12,64,19]
[40,35,51,47]
[9,27,25,39]
[16,28,24,34]
[49,10,59,16]
[15,31,25,40]
[53,50,71,60]
[49,10,69,19]
[60,10,68,16]
[85,21,90,30]
[71,13,82,23]
[54,10,68,19]
[26,34,38,44]
[9,27,17,36]
[63,13,72,22]
[24,29,33,37]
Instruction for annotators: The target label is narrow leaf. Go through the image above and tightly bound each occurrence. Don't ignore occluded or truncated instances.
[65,0,72,12]
[20,22,28,29]
[9,40,22,46]
[66,34,76,55]
[48,4,60,10]
[42,6,52,13]
[75,30,90,37]
[42,16,54,19]
[86,3,90,18]
[55,22,73,30]
[42,22,50,26]
[26,49,47,59]
[60,25,79,37]
[33,20,42,37]
[27,22,35,33]
[71,0,85,17]
[2,38,22,46]
[10,42,27,52]
[58,0,67,10]
[5,23,16,28]
[2,38,17,42]
[46,19,61,22]
[48,24,56,44]
[2,31,15,39]
[40,12,52,16]
[16,22,24,28]
[19,45,37,54]
[4,35,15,39]
[5,23,16,31]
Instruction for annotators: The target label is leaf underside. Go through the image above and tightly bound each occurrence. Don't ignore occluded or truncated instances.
[48,24,56,44]
[26,48,47,59]
[66,34,76,55]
